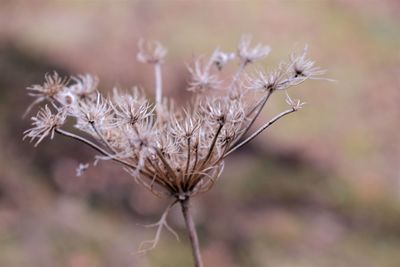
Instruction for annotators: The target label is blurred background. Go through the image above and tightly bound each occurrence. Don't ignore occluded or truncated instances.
[1,1,400,266]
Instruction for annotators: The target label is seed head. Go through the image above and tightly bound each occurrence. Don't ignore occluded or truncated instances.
[211,49,235,70]
[73,93,113,133]
[285,92,306,110]
[111,88,154,126]
[24,36,327,200]
[289,45,327,81]
[27,71,69,100]
[246,69,286,92]
[187,57,222,92]
[238,35,271,64]
[137,39,167,64]
[23,105,66,146]
[69,74,99,99]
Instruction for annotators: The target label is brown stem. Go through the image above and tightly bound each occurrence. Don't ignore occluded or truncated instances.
[180,198,203,267]
[55,128,157,183]
[224,107,297,158]
[232,89,272,146]
[200,123,223,169]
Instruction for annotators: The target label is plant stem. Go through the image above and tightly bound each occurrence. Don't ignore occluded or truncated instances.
[154,63,162,105]
[180,198,203,267]
[224,107,297,158]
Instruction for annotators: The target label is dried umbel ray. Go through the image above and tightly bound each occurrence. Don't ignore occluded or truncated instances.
[24,36,328,267]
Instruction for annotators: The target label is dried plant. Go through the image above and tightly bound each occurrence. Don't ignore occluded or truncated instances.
[24,36,327,267]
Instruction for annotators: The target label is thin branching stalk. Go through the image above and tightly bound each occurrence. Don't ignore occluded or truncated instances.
[225,107,297,157]
[55,128,123,164]
[200,123,224,168]
[155,148,185,196]
[137,199,179,253]
[234,89,273,145]
[55,128,155,181]
[89,122,115,153]
[154,63,162,105]
[185,137,192,180]
[228,60,247,90]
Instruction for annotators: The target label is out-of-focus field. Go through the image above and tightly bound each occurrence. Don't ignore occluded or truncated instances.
[1,1,400,266]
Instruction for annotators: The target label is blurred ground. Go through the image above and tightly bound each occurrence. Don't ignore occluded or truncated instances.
[1,1,400,267]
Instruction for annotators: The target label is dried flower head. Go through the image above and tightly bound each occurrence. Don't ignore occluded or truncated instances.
[211,49,235,70]
[285,92,306,110]
[137,39,167,64]
[23,105,66,146]
[238,35,271,64]
[246,68,286,92]
[187,57,222,92]
[69,74,99,99]
[288,45,329,82]
[24,36,328,262]
[24,72,69,117]
[27,71,69,100]
[24,36,328,205]
[73,93,113,132]
[111,87,154,126]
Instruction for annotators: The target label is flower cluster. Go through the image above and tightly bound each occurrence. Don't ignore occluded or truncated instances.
[24,36,326,254]
[24,36,326,199]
